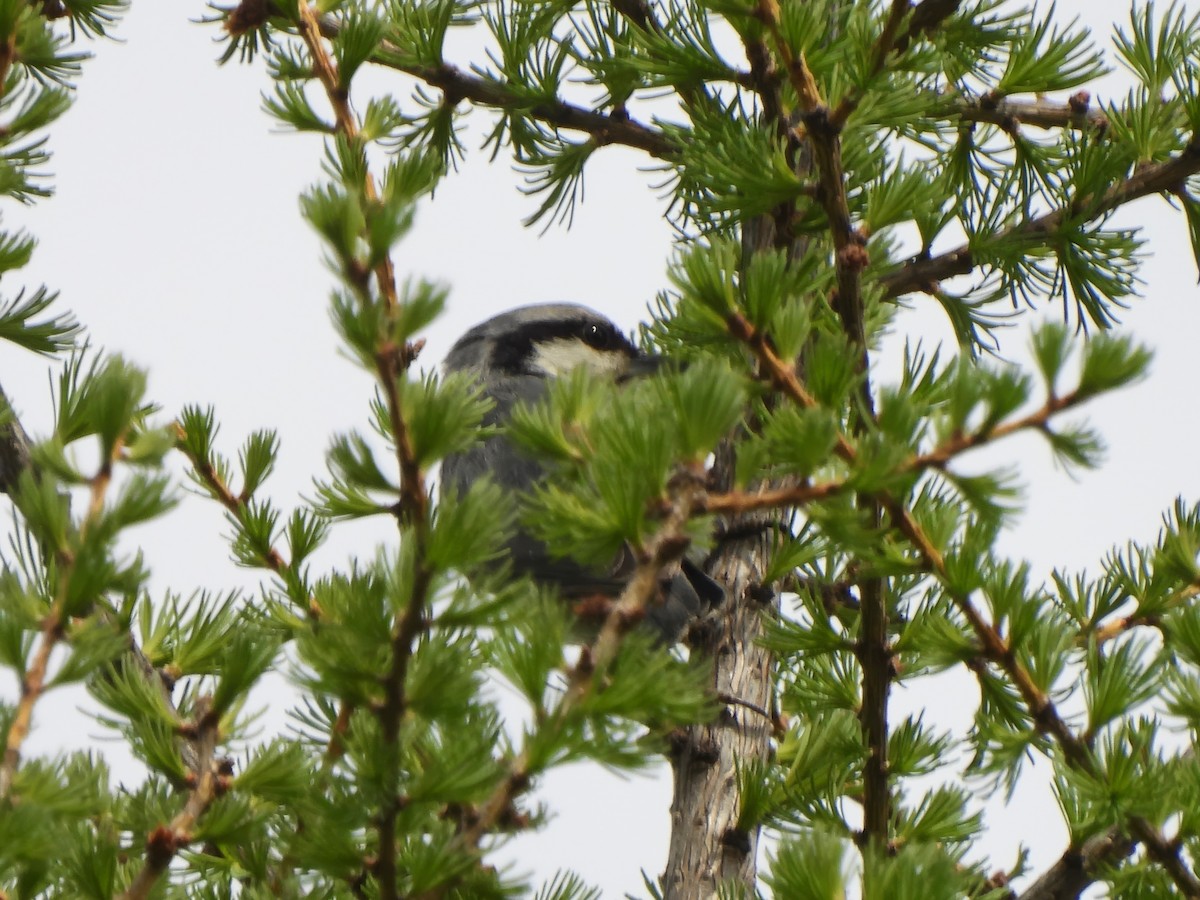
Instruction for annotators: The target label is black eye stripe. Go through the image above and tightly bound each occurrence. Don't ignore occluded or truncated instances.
[487,318,636,373]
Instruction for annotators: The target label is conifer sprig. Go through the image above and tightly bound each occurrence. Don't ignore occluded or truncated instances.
[880,136,1200,303]
[115,697,224,900]
[0,356,164,804]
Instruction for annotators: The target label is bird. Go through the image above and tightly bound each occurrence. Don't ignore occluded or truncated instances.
[440,303,723,642]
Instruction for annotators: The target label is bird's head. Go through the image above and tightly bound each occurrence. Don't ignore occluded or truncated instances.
[444,304,658,381]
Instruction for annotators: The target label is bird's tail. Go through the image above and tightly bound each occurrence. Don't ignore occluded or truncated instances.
[645,558,725,643]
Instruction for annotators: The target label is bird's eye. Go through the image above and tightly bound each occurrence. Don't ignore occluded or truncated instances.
[582,322,612,349]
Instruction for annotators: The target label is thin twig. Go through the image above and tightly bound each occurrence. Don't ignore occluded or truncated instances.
[293,10,436,896]
[880,137,1200,301]
[957,92,1108,134]
[729,311,1200,896]
[828,0,913,129]
[117,698,223,900]
[308,15,677,158]
[0,434,122,802]
[452,470,706,854]
[756,0,896,848]
[297,2,399,310]
[0,612,60,802]
[308,8,1108,166]
[373,341,434,900]
[699,382,1092,516]
[173,426,322,618]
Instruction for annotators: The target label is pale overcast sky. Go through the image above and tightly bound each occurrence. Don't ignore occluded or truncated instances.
[2,0,1198,895]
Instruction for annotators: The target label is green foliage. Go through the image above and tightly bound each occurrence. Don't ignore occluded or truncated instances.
[4,0,1200,897]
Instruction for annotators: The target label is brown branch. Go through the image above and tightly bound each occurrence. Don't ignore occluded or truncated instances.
[756,0,870,364]
[758,0,821,113]
[829,0,913,130]
[1090,607,1172,646]
[117,698,223,900]
[1,384,201,780]
[957,92,1109,134]
[913,391,1081,467]
[731,19,809,256]
[453,471,706,858]
[879,137,1200,301]
[297,1,399,310]
[894,0,963,52]
[0,392,43,804]
[0,431,123,802]
[702,479,849,514]
[1017,827,1136,900]
[372,341,434,900]
[172,425,322,619]
[737,9,786,140]
[698,380,1095,518]
[798,6,898,833]
[1129,818,1200,897]
[885,493,1200,896]
[295,14,438,896]
[728,310,1200,895]
[309,15,677,159]
[855,513,891,851]
[284,4,1121,192]
[734,0,892,827]
[0,609,60,802]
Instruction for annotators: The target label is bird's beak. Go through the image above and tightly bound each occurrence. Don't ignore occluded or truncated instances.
[617,353,669,383]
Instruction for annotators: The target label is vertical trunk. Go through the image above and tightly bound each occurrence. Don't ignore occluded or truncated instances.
[660,450,777,899]
[660,133,815,897]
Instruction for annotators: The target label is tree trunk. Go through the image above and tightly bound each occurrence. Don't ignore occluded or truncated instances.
[660,433,779,898]
[659,163,809,900]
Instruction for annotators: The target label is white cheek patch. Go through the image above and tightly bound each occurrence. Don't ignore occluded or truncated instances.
[530,339,630,377]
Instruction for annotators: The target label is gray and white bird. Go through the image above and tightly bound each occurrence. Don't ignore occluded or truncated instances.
[440,303,723,642]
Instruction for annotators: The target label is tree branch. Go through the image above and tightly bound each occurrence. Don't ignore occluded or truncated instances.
[1016,827,1135,900]
[956,92,1108,134]
[0,418,124,802]
[0,600,62,802]
[699,382,1094,516]
[829,0,913,130]
[298,1,399,310]
[174,441,292,574]
[728,310,1200,896]
[117,698,224,900]
[450,471,705,857]
[292,11,440,895]
[879,137,1200,301]
[304,14,679,158]
[373,337,434,900]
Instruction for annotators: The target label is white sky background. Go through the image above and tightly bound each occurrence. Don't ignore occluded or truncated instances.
[2,0,1199,896]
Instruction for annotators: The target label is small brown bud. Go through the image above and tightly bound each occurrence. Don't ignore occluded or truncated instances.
[572,594,613,622]
[837,243,870,270]
[226,0,273,35]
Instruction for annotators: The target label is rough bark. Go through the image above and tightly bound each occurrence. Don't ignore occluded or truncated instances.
[660,199,797,897]
[660,457,777,899]
[1015,829,1136,900]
